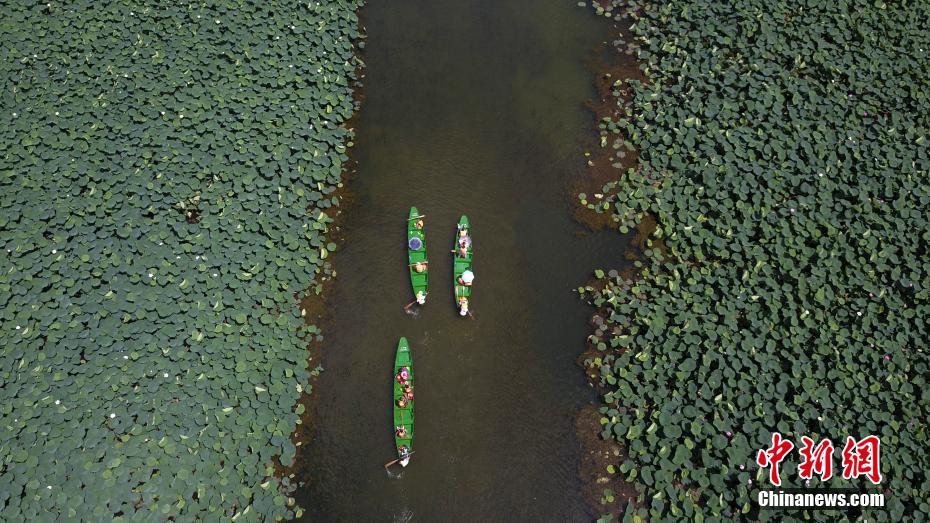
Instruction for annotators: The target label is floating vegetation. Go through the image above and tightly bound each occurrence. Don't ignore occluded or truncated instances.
[0,0,362,519]
[584,0,929,520]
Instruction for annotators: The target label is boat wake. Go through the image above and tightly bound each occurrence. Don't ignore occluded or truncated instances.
[385,468,405,480]
[393,508,414,523]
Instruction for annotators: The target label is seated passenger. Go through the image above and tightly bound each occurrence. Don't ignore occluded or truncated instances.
[457,270,474,286]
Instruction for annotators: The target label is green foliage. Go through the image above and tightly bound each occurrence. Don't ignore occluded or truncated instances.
[586,0,929,520]
[0,0,362,519]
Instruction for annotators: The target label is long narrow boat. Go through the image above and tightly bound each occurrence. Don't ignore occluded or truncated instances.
[392,337,415,466]
[452,215,473,316]
[407,207,428,305]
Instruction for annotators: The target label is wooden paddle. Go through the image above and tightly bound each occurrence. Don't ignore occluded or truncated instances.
[407,215,426,220]
[384,451,416,469]
[404,291,428,310]
[408,261,429,267]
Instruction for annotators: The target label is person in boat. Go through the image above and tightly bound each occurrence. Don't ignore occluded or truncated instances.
[458,296,469,316]
[413,261,428,273]
[396,367,409,384]
[403,383,413,395]
[457,228,471,249]
[457,244,469,258]
[414,218,424,229]
[395,425,408,438]
[405,291,427,310]
[398,445,410,457]
[457,269,474,287]
[396,396,407,408]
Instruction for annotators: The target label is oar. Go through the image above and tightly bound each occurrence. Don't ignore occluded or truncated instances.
[407,215,426,220]
[384,451,416,469]
[408,261,429,267]
[404,292,428,310]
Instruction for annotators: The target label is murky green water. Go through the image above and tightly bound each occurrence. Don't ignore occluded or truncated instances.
[296,1,629,520]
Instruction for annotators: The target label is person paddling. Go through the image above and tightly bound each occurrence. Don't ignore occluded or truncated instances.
[404,290,427,310]
[458,296,469,316]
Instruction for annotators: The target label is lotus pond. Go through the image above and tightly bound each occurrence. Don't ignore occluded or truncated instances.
[0,0,361,520]
[582,0,929,521]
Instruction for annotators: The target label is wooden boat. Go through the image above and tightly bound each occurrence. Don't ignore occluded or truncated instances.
[452,215,473,316]
[407,207,428,305]
[392,337,414,466]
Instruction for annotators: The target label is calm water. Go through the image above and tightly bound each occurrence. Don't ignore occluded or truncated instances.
[296,1,629,520]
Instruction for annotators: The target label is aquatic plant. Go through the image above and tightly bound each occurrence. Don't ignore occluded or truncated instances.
[0,0,362,519]
[584,0,929,520]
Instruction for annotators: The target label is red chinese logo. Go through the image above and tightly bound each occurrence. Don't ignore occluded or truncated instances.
[798,436,834,481]
[756,432,795,486]
[756,433,882,486]
[841,435,883,485]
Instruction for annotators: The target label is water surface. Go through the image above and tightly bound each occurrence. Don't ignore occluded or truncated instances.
[297,1,630,520]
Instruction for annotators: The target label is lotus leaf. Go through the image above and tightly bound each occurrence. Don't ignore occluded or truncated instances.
[584,0,929,520]
[0,0,363,519]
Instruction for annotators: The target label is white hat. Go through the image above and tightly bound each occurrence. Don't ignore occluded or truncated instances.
[461,270,474,284]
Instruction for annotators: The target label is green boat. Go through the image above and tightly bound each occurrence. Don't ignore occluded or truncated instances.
[407,207,428,305]
[453,215,473,316]
[392,337,414,466]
